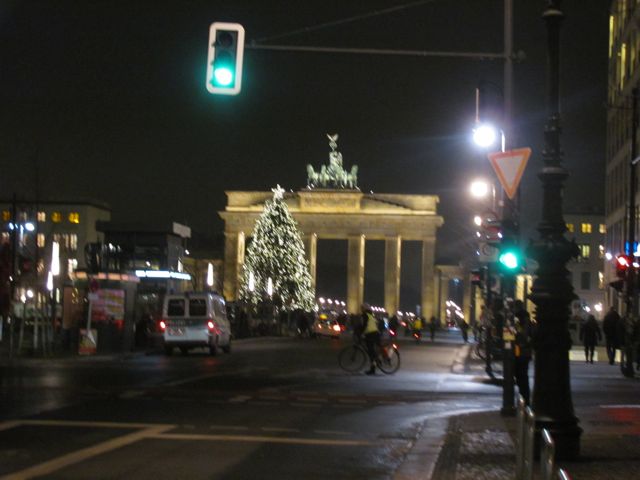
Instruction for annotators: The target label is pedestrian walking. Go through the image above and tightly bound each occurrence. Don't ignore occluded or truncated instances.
[602,306,620,365]
[580,314,602,363]
[513,316,532,406]
[428,316,437,341]
[460,321,469,343]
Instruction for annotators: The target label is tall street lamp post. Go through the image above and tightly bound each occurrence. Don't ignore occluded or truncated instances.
[526,0,581,459]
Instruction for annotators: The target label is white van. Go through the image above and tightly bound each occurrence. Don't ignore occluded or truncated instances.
[160,292,232,356]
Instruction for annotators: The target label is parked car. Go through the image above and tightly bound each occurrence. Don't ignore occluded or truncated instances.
[312,315,345,339]
[159,292,232,356]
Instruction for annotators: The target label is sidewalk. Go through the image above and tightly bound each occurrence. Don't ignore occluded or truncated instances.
[424,345,640,480]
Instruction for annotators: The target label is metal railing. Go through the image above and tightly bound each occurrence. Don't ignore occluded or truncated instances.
[515,395,572,480]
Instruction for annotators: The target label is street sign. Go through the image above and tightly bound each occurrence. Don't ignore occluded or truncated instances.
[488,148,531,199]
[478,242,499,262]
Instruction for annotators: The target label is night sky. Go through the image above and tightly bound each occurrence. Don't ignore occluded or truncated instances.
[0,1,609,309]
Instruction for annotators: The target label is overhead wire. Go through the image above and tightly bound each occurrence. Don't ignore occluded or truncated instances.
[252,0,439,44]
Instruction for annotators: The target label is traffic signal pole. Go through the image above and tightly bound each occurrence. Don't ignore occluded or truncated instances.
[623,88,638,377]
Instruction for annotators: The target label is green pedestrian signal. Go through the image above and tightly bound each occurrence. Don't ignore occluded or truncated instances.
[206,22,245,95]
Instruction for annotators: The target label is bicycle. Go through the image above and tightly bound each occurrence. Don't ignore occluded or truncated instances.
[338,336,401,374]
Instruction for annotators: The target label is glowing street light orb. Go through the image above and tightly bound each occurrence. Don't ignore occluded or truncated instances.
[470,180,490,198]
[472,124,498,148]
[474,215,483,226]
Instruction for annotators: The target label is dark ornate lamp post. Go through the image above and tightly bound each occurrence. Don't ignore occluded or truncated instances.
[526,0,581,459]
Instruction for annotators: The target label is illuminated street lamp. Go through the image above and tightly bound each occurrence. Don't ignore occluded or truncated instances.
[206,262,214,289]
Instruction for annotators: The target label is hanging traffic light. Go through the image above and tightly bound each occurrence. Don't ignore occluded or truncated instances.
[615,254,633,278]
[206,22,245,95]
[498,245,522,272]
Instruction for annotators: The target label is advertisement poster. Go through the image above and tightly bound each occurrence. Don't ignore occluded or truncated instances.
[78,328,98,355]
[91,289,125,323]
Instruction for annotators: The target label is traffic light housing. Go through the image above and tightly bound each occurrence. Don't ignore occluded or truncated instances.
[498,244,523,272]
[206,22,245,95]
[470,268,484,287]
[615,254,633,278]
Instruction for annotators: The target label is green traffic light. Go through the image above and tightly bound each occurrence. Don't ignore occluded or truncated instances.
[499,251,520,270]
[213,66,234,86]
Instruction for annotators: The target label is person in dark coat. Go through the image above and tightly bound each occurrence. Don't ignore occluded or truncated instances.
[513,317,532,406]
[602,306,620,365]
[579,314,602,363]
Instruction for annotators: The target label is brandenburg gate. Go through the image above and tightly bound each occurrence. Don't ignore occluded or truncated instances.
[219,135,444,317]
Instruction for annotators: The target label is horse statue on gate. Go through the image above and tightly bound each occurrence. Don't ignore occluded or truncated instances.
[305,134,359,190]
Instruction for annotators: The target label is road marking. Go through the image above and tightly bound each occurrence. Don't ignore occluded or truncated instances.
[290,402,323,408]
[314,430,350,436]
[209,425,249,431]
[16,419,172,429]
[0,424,173,480]
[261,427,300,433]
[149,432,372,446]
[600,405,640,409]
[0,421,21,432]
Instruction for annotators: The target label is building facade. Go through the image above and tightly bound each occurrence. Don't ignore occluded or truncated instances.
[0,199,111,308]
[564,212,606,319]
[606,1,640,310]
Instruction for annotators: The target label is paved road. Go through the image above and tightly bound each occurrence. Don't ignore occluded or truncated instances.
[1,330,488,479]
[4,330,635,479]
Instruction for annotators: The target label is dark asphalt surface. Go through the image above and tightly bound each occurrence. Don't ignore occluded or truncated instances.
[1,330,487,479]
[3,331,635,479]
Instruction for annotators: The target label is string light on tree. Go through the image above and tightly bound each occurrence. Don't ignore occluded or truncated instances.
[239,185,315,312]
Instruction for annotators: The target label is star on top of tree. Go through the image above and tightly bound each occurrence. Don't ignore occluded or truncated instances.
[271,184,285,200]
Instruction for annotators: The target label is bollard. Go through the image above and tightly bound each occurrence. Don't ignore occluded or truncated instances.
[541,428,555,480]
[516,395,526,479]
[557,468,572,480]
[523,406,535,480]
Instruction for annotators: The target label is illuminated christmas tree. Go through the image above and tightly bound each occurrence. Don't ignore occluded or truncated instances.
[240,185,315,311]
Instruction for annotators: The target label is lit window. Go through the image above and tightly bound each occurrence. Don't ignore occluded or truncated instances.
[566,223,574,233]
[598,245,604,259]
[599,224,606,234]
[51,212,62,223]
[598,271,604,289]
[37,233,45,248]
[68,212,80,224]
[1,232,9,243]
[1,210,10,222]
[579,244,591,259]
[581,223,592,233]
[68,258,78,277]
[37,211,46,222]
[70,234,78,251]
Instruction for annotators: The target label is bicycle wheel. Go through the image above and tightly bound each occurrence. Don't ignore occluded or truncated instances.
[339,345,368,373]
[377,347,401,374]
[474,341,487,361]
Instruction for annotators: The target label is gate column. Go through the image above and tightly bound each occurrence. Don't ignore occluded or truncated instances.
[384,236,401,315]
[223,231,245,301]
[347,235,365,314]
[421,238,436,319]
[304,233,318,292]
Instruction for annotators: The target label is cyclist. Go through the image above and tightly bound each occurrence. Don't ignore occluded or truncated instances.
[361,303,380,375]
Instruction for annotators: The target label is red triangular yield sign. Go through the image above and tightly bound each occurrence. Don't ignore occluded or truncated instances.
[487,148,531,199]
